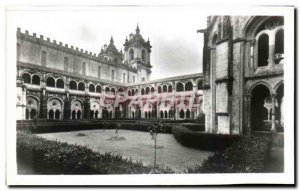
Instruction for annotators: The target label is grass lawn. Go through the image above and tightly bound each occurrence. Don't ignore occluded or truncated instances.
[37,129,213,172]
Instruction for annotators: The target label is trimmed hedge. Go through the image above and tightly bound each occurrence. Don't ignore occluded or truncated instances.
[17,120,172,134]
[185,135,272,173]
[172,125,240,151]
[17,131,174,174]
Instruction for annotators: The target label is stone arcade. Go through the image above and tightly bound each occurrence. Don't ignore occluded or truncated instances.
[16,26,204,122]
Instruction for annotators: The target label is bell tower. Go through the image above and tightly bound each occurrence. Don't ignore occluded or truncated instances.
[123,25,152,82]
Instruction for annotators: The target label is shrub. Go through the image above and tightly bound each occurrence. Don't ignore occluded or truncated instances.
[17,131,174,174]
[172,125,240,151]
[17,120,173,134]
[185,135,272,173]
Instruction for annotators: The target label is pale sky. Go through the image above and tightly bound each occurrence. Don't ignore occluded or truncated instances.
[7,6,208,80]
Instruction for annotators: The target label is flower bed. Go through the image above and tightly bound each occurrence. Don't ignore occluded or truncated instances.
[17,131,173,174]
[185,135,272,173]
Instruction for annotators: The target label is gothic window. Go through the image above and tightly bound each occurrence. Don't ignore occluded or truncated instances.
[141,88,145,95]
[158,86,162,93]
[185,81,193,91]
[168,85,172,92]
[128,90,131,96]
[142,50,146,62]
[111,70,115,81]
[46,77,55,87]
[146,87,150,95]
[118,88,124,92]
[130,49,134,61]
[41,51,47,66]
[56,79,64,88]
[197,80,203,90]
[78,82,85,91]
[22,73,31,84]
[257,34,269,67]
[69,81,77,90]
[98,66,101,79]
[186,109,191,119]
[96,85,102,93]
[32,75,40,85]
[105,87,110,93]
[82,62,86,75]
[111,88,115,94]
[64,57,68,71]
[151,87,155,93]
[89,84,95,92]
[163,85,167,93]
[176,83,184,92]
[275,29,284,64]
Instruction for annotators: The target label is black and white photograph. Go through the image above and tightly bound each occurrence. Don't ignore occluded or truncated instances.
[5,3,295,186]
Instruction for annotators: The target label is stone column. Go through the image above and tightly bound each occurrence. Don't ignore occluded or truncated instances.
[271,94,277,132]
[269,34,275,67]
[244,94,252,135]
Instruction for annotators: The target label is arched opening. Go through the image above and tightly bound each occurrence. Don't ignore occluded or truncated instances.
[77,110,81,119]
[145,111,148,119]
[130,49,134,61]
[96,85,102,93]
[55,110,60,119]
[95,110,99,119]
[141,88,145,95]
[132,111,135,119]
[197,80,203,90]
[78,82,85,91]
[275,29,284,64]
[275,83,284,131]
[118,88,124,92]
[128,90,131,96]
[90,110,94,119]
[111,88,115,94]
[25,109,29,119]
[22,73,31,84]
[105,87,110,93]
[186,109,191,119]
[251,84,271,131]
[158,86,162,93]
[164,111,168,118]
[49,109,54,119]
[160,111,164,119]
[169,109,174,118]
[32,75,40,85]
[46,77,55,87]
[185,81,193,91]
[131,89,135,96]
[179,109,185,119]
[89,84,95,92]
[148,111,151,119]
[109,111,113,119]
[145,87,150,95]
[168,85,172,92]
[163,85,167,93]
[151,87,155,93]
[30,109,37,119]
[69,81,77,90]
[176,83,184,92]
[142,49,146,62]
[72,110,76,120]
[56,79,64,89]
[257,34,269,67]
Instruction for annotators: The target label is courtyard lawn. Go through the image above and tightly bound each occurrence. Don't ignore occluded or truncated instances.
[37,129,213,172]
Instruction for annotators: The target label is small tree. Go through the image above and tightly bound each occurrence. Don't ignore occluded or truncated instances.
[148,120,164,169]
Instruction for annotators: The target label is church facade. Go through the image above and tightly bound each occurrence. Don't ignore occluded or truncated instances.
[198,16,284,135]
[16,26,204,122]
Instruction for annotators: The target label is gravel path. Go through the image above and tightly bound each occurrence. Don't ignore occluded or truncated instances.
[37,129,213,172]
